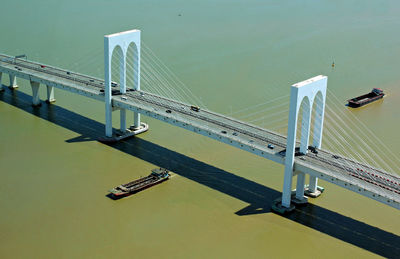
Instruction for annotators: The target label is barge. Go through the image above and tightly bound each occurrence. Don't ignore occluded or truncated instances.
[347,88,384,108]
[109,168,170,198]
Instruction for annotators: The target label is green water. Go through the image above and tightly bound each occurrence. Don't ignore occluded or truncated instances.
[1,0,400,258]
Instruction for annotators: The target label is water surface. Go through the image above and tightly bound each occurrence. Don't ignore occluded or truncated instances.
[1,0,400,258]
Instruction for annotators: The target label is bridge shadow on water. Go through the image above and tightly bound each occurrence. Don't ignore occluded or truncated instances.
[1,89,399,258]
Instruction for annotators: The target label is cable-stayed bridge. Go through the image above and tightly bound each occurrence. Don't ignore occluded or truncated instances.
[1,29,399,213]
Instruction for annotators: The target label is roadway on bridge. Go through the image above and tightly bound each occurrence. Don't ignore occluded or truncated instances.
[1,53,399,208]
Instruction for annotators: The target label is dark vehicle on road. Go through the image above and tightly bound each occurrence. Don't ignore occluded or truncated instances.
[190,105,200,112]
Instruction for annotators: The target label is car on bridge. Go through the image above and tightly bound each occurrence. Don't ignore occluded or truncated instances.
[190,105,200,112]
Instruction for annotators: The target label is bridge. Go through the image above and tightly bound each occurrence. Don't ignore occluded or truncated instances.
[1,29,399,213]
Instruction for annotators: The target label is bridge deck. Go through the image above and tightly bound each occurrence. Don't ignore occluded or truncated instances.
[1,53,399,209]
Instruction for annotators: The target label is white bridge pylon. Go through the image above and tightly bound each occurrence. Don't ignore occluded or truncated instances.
[104,29,142,137]
[281,75,327,209]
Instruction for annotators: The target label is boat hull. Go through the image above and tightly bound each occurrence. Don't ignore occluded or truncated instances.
[109,168,170,199]
[111,177,169,198]
[347,93,384,108]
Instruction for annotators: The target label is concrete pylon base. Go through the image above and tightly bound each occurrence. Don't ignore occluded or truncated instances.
[272,192,310,214]
[271,198,296,214]
[289,190,309,205]
[304,185,324,198]
[291,196,308,206]
[129,124,143,131]
[99,122,148,144]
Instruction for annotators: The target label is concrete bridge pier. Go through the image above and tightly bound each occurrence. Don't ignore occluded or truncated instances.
[120,109,127,131]
[294,172,308,205]
[46,85,56,103]
[30,81,41,106]
[305,176,322,197]
[133,110,141,129]
[9,74,18,89]
[28,82,56,106]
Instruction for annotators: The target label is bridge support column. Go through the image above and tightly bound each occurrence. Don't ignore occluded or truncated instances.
[120,109,126,131]
[104,63,113,137]
[46,85,55,103]
[272,75,327,214]
[30,81,41,106]
[305,86,326,198]
[119,62,126,132]
[0,72,3,92]
[307,175,319,194]
[295,98,312,202]
[280,85,301,211]
[132,36,141,129]
[102,29,148,142]
[9,74,18,89]
[133,112,140,128]
[294,172,308,204]
[119,51,127,132]
[105,104,112,137]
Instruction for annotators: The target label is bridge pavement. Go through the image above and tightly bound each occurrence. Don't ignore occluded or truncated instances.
[1,53,399,210]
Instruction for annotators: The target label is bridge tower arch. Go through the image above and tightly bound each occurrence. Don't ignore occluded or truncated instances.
[126,42,141,128]
[280,75,327,210]
[104,29,142,137]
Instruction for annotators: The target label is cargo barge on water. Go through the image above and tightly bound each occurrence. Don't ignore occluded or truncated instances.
[347,88,384,108]
[109,168,170,198]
